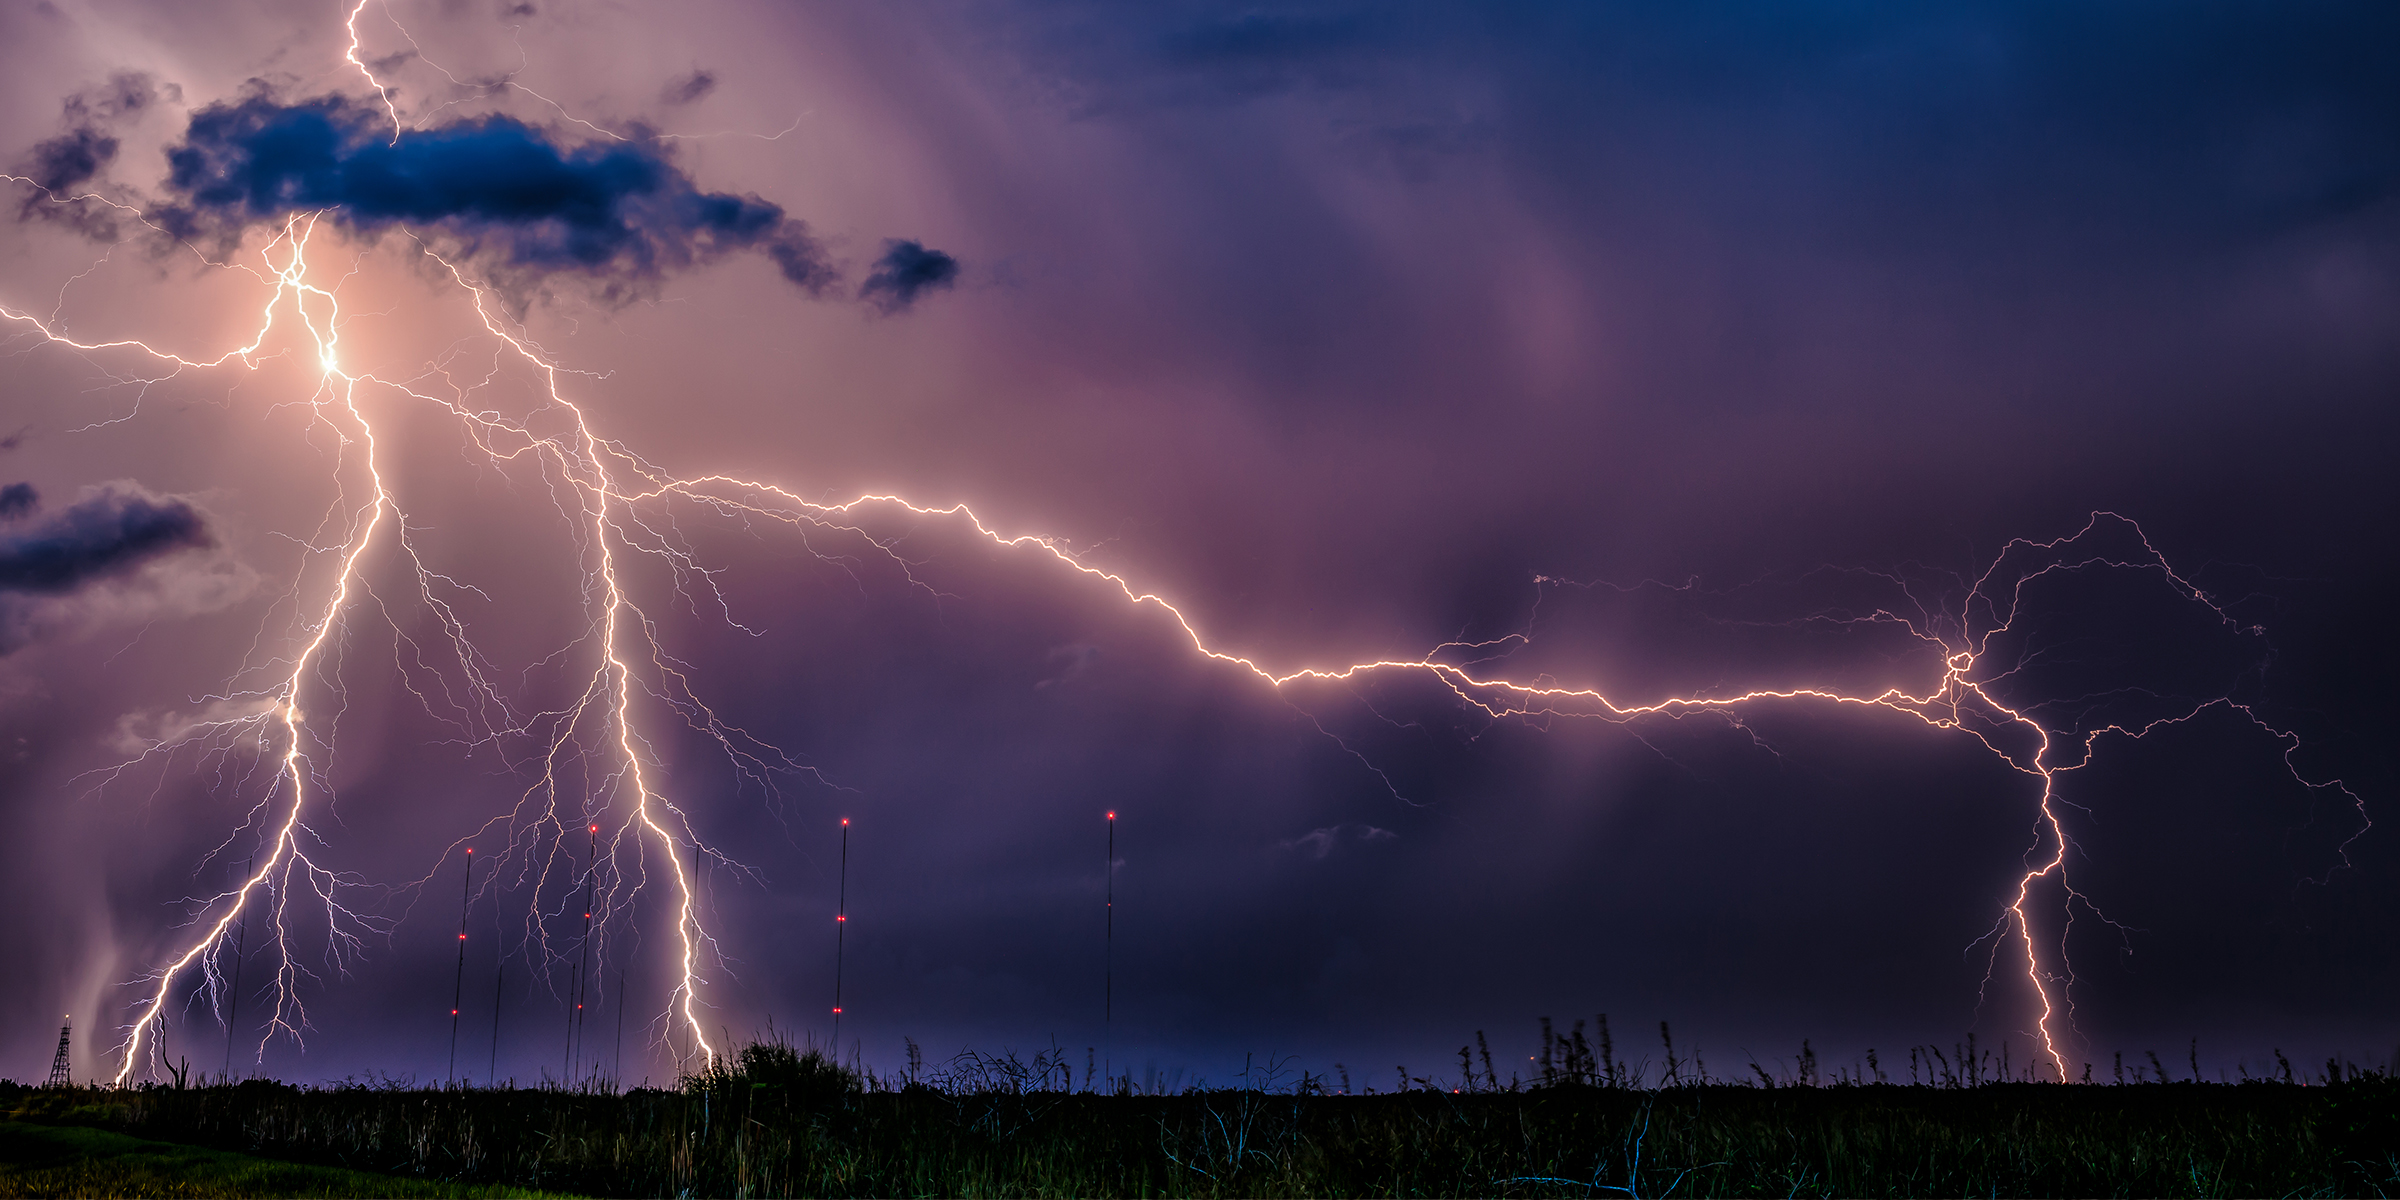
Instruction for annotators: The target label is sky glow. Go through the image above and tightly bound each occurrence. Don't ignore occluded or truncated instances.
[0,0,2392,1088]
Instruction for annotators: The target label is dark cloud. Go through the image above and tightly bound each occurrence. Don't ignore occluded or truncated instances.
[858,238,959,313]
[154,93,838,297]
[661,70,718,106]
[13,73,163,231]
[0,484,35,520]
[768,238,838,294]
[0,486,209,596]
[18,128,116,194]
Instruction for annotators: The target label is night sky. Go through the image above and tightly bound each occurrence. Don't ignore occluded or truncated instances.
[1,0,2394,1090]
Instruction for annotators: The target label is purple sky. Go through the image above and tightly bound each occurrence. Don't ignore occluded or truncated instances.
[1,0,2394,1089]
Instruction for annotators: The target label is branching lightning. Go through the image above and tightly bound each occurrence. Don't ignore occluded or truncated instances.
[0,1,2367,1087]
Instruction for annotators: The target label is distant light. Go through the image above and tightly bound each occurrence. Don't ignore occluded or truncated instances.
[831,1007,842,1013]
[840,818,849,826]
[1107,811,1115,819]
[589,824,598,833]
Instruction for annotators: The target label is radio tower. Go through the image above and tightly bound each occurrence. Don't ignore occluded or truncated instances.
[45,1017,71,1088]
[831,817,849,1049]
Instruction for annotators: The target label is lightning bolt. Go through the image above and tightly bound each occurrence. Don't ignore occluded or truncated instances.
[2,3,2367,1087]
[5,193,730,1080]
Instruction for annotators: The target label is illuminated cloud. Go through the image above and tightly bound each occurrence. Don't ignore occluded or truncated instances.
[104,695,281,759]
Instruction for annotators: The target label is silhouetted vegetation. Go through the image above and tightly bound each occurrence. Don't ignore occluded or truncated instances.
[0,1118,560,1198]
[5,1025,2397,1197]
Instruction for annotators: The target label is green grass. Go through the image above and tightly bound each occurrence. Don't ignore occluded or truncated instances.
[0,1119,573,1198]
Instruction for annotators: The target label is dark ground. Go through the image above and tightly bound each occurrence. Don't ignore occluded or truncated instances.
[6,1039,2399,1198]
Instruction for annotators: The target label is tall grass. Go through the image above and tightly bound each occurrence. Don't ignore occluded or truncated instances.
[6,1025,2395,1198]
[0,1119,559,1199]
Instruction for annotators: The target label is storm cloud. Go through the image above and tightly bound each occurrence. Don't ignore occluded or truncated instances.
[0,484,218,656]
[12,72,164,232]
[155,93,853,296]
[18,127,116,195]
[0,485,210,596]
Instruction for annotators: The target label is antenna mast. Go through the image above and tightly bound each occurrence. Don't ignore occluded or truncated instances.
[448,848,473,1085]
[1106,810,1115,1026]
[832,818,849,1048]
[46,1016,72,1088]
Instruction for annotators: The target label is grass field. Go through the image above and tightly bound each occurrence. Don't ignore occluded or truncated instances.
[0,1119,569,1198]
[5,1036,2397,1198]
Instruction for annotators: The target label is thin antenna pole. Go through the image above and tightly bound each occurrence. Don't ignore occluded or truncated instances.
[1106,811,1115,1027]
[449,849,474,1086]
[568,824,596,1084]
[488,934,505,1086]
[563,836,578,1083]
[578,823,596,1082]
[832,817,849,1047]
[223,853,253,1082]
[614,967,626,1091]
